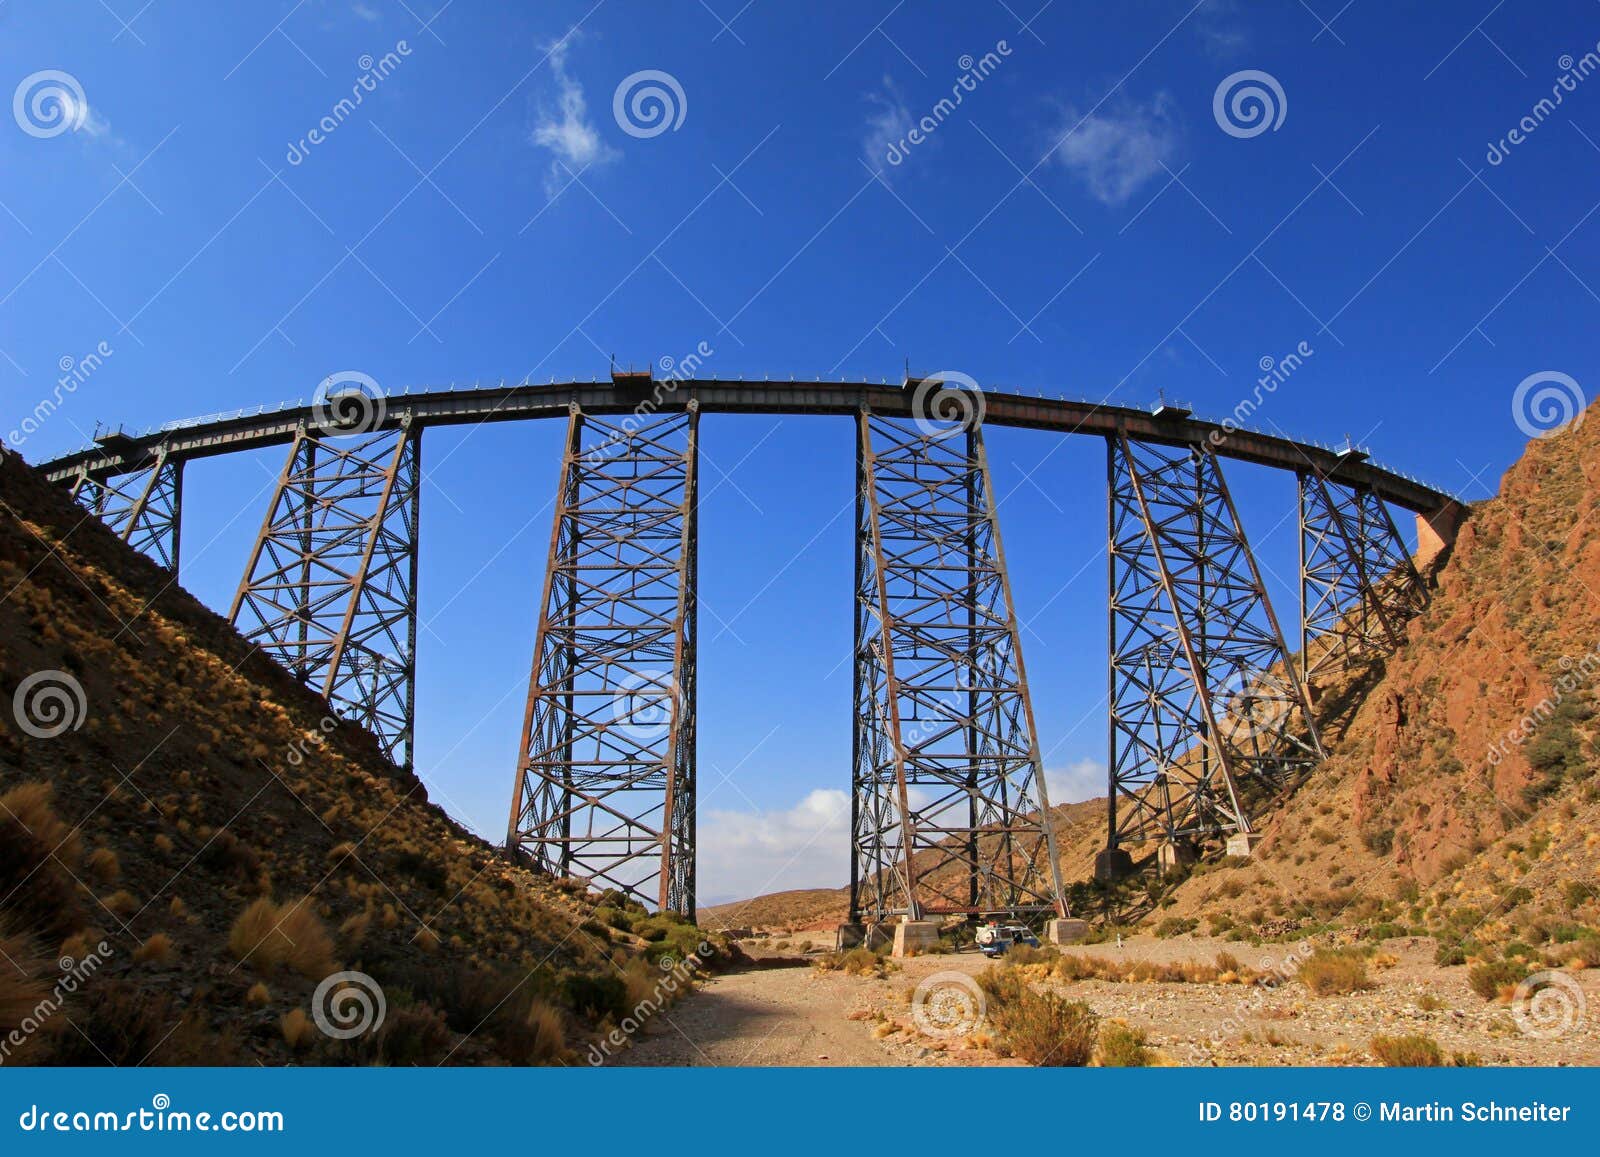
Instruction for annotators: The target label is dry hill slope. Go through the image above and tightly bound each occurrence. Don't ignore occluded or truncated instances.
[0,451,717,1065]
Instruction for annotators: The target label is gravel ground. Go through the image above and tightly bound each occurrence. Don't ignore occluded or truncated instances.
[615,935,1600,1067]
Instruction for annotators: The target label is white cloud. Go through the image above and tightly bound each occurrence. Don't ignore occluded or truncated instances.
[1048,95,1179,205]
[696,788,851,906]
[861,76,913,176]
[1195,0,1248,56]
[1045,757,1106,805]
[530,38,619,192]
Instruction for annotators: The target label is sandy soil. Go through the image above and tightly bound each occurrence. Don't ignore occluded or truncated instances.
[615,934,1600,1067]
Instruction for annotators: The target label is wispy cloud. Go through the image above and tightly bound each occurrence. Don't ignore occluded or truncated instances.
[530,38,618,193]
[1045,757,1106,805]
[861,76,913,176]
[1195,0,1248,56]
[697,788,851,905]
[1047,94,1179,205]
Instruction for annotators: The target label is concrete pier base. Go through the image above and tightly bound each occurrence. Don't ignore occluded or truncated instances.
[1226,832,1262,859]
[1094,847,1135,882]
[1046,918,1091,945]
[835,922,865,950]
[1157,840,1198,875]
[891,919,941,957]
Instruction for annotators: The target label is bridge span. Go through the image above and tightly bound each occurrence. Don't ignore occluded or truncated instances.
[32,373,1464,927]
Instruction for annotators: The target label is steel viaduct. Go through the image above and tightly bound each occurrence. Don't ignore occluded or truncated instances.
[33,373,1463,929]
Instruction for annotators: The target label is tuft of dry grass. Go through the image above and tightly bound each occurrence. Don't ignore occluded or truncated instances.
[1095,1020,1154,1066]
[976,966,1098,1066]
[133,933,176,965]
[228,896,336,979]
[1297,949,1373,996]
[245,982,270,1007]
[100,890,138,917]
[84,847,119,885]
[1370,1032,1445,1067]
[280,1008,315,1051]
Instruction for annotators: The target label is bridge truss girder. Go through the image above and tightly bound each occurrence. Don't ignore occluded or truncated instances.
[851,410,1064,923]
[1106,434,1324,861]
[69,447,183,573]
[1299,471,1428,682]
[229,419,421,774]
[507,405,699,917]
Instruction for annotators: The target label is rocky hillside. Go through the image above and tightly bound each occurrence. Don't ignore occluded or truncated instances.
[1147,408,1600,953]
[0,451,716,1066]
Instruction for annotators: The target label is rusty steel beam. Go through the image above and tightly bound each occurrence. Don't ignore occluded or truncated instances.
[1104,434,1323,871]
[67,445,183,573]
[1300,471,1429,682]
[507,404,699,916]
[229,417,421,774]
[851,406,1064,922]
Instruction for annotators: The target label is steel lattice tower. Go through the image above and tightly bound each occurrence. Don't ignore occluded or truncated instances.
[1104,433,1323,869]
[507,404,699,916]
[851,408,1064,922]
[69,445,184,573]
[1299,468,1429,681]
[230,419,421,774]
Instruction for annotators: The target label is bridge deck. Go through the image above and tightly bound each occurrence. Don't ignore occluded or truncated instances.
[34,379,1452,513]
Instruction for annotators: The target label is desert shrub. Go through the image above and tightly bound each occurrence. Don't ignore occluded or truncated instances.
[1155,916,1198,938]
[198,830,262,883]
[245,982,270,1007]
[562,973,628,1021]
[1563,881,1590,912]
[815,947,893,977]
[1361,827,1396,856]
[1297,949,1372,996]
[0,783,83,942]
[42,981,233,1065]
[228,896,336,978]
[1095,1020,1154,1066]
[1434,938,1473,967]
[1467,960,1526,1001]
[280,1008,315,1051]
[1006,943,1057,966]
[1370,1033,1444,1067]
[350,1004,454,1066]
[1214,951,1241,974]
[976,967,1098,1066]
[0,924,49,1047]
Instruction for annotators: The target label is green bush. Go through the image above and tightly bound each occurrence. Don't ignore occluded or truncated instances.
[976,967,1099,1066]
[1370,1033,1445,1067]
[1466,960,1526,1001]
[1095,1021,1154,1066]
[563,973,629,1021]
[1154,916,1198,938]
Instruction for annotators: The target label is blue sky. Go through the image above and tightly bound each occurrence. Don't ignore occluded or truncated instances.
[4,1,1599,904]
